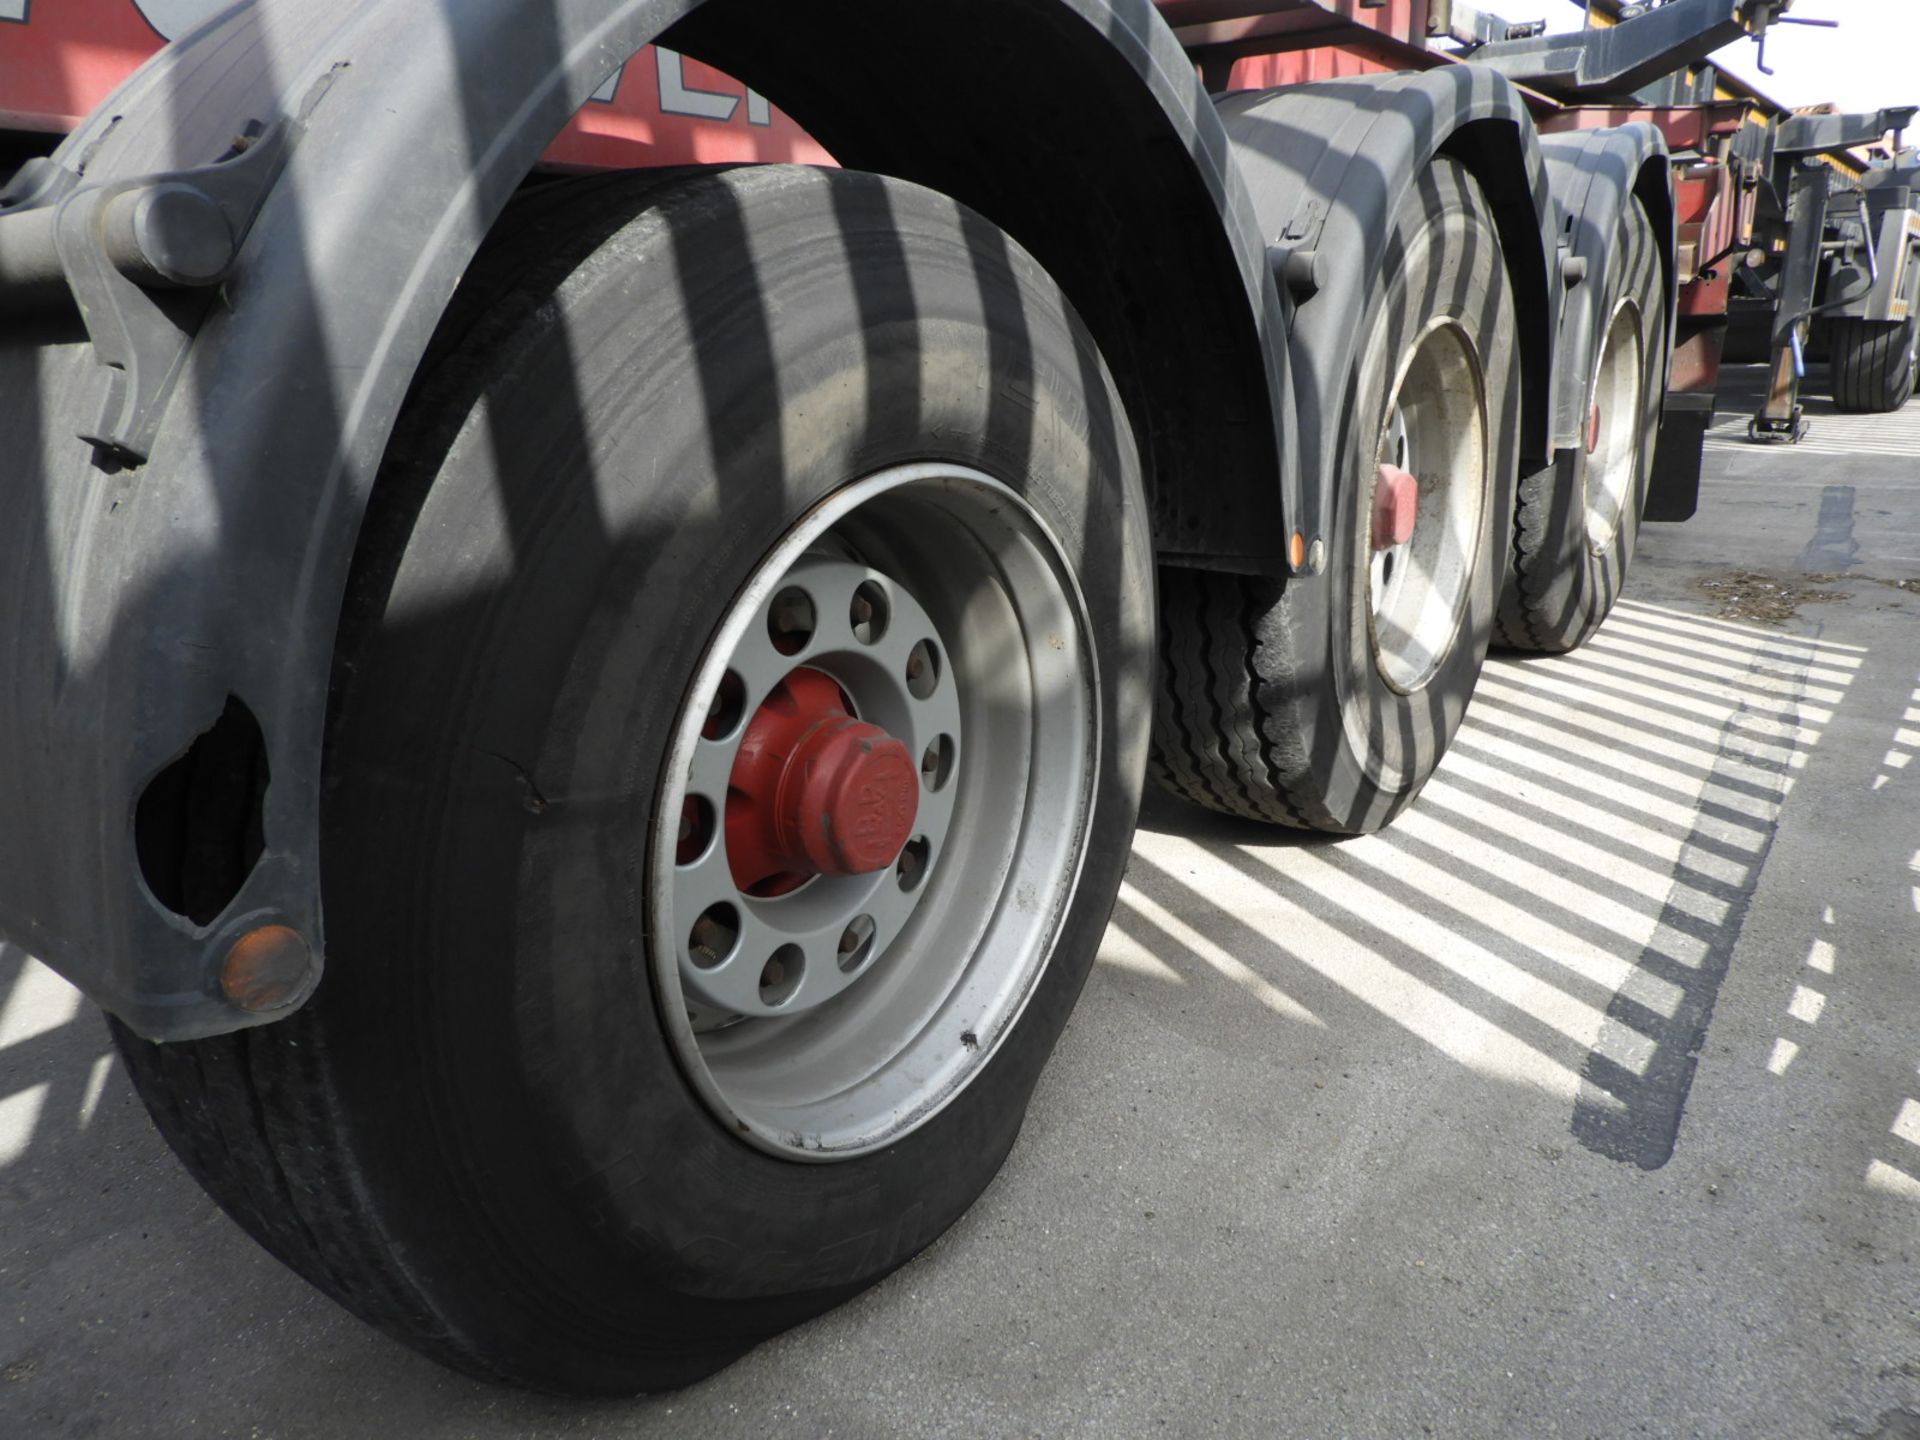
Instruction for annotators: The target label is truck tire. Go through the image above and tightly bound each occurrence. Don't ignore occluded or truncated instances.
[1151,158,1520,834]
[110,166,1154,1393]
[1829,280,1920,413]
[1497,199,1663,653]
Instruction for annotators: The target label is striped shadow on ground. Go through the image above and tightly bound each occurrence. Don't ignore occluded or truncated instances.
[1119,599,1862,1170]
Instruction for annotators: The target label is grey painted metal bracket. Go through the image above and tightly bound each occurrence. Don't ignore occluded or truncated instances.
[61,121,296,464]
[1470,0,1756,99]
[0,120,296,464]
[1775,108,1919,159]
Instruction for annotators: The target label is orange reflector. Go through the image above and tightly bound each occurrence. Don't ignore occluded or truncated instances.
[1289,531,1307,570]
[220,924,312,1013]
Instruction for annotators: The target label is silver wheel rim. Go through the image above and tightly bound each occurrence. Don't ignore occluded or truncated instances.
[649,464,1099,1161]
[1363,318,1489,694]
[1583,299,1645,553]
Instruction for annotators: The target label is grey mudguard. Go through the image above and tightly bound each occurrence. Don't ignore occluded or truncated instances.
[1538,124,1676,451]
[0,0,1297,1039]
[1217,66,1562,569]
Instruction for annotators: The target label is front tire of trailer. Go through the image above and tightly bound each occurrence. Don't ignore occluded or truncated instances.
[1497,199,1663,654]
[1151,158,1521,834]
[112,167,1153,1392]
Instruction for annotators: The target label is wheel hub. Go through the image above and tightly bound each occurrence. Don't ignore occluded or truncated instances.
[1582,300,1645,553]
[726,668,920,895]
[1362,319,1489,694]
[1371,463,1419,551]
[650,466,1099,1161]
[667,555,961,1026]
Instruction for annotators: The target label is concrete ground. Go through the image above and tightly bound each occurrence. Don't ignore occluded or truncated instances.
[2,369,1917,1439]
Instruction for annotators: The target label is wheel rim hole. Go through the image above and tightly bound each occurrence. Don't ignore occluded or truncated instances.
[703,670,747,741]
[850,581,891,646]
[760,944,804,1005]
[768,587,817,656]
[897,836,931,892]
[921,735,955,792]
[837,915,877,974]
[677,795,716,865]
[906,639,941,700]
[688,903,740,971]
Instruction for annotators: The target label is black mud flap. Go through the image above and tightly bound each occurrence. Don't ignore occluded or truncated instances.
[1645,399,1709,522]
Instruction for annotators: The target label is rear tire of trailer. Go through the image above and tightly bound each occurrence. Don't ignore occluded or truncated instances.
[1150,159,1520,835]
[111,166,1154,1393]
[1497,199,1663,654]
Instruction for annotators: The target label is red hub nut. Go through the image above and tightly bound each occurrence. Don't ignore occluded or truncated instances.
[726,669,920,895]
[1372,463,1419,552]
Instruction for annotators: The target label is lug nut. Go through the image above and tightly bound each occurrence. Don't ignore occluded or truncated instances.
[689,905,739,969]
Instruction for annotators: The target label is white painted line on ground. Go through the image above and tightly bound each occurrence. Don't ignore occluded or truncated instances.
[1787,985,1827,1025]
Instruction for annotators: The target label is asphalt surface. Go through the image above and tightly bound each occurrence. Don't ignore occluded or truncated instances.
[3,368,1918,1439]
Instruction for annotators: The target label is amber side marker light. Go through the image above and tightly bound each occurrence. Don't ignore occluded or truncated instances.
[221,924,312,1013]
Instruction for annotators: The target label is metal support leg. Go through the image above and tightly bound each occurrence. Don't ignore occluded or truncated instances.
[1751,159,1831,443]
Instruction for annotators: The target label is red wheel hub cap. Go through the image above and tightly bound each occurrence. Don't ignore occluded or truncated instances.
[726,669,919,896]
[1372,463,1419,551]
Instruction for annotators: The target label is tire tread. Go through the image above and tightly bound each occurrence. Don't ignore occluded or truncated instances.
[1829,315,1919,413]
[1150,569,1329,830]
